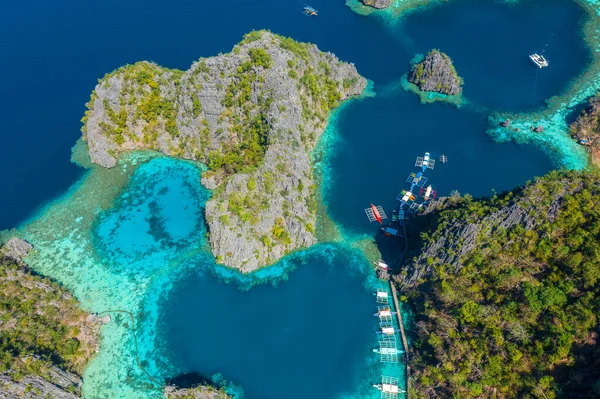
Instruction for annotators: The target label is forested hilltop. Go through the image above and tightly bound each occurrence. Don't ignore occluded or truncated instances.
[401,170,600,398]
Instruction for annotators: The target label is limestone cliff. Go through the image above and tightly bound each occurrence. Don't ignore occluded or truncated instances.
[398,171,582,288]
[0,240,103,398]
[401,170,600,398]
[360,0,392,9]
[81,30,366,272]
[408,50,463,95]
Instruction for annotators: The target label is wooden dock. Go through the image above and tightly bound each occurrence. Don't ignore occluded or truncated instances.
[390,280,411,397]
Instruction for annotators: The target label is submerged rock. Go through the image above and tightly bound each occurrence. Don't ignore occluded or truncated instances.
[408,50,463,96]
[81,30,366,272]
[531,125,544,133]
[360,0,392,9]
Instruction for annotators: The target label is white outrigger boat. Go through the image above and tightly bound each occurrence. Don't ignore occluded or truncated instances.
[378,326,396,336]
[529,53,548,68]
[373,347,401,356]
[374,306,394,318]
[372,259,388,269]
[373,376,404,398]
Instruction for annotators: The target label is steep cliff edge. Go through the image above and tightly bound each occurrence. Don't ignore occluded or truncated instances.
[399,170,600,398]
[0,239,102,398]
[400,171,576,288]
[81,30,366,272]
[408,50,463,96]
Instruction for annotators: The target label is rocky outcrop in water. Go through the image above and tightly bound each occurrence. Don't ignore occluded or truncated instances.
[398,172,581,288]
[408,50,463,95]
[164,385,231,399]
[570,93,600,166]
[0,247,102,398]
[360,0,392,9]
[81,30,366,272]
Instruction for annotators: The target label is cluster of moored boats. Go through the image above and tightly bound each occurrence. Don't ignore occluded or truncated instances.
[371,289,406,398]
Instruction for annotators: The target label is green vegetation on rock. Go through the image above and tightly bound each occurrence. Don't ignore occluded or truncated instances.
[0,253,100,396]
[81,30,366,272]
[405,170,600,399]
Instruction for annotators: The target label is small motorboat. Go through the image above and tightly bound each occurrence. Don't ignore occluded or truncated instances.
[303,6,318,16]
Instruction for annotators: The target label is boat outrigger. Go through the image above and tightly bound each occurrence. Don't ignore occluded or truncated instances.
[303,6,318,16]
[373,376,404,398]
[365,204,387,224]
[378,326,396,335]
[529,53,548,68]
[373,347,401,355]
[374,306,394,318]
[374,346,401,354]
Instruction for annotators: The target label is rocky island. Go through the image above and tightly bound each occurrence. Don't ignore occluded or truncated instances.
[408,50,463,96]
[81,30,366,272]
[398,170,600,398]
[360,0,392,9]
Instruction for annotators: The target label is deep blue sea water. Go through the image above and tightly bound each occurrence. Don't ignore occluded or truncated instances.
[0,0,588,229]
[160,250,380,399]
[0,0,593,397]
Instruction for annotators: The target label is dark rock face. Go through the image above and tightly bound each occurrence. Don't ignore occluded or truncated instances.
[0,364,82,399]
[408,50,463,95]
[398,176,580,288]
[360,0,392,9]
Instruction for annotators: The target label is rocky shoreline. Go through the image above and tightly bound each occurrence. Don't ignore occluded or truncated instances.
[81,31,366,272]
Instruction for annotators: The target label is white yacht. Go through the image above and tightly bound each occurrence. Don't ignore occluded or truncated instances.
[529,53,548,68]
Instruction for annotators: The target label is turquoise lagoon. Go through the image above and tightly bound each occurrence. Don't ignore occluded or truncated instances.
[13,155,403,399]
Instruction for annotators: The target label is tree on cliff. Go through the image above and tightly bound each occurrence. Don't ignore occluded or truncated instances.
[404,170,600,398]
